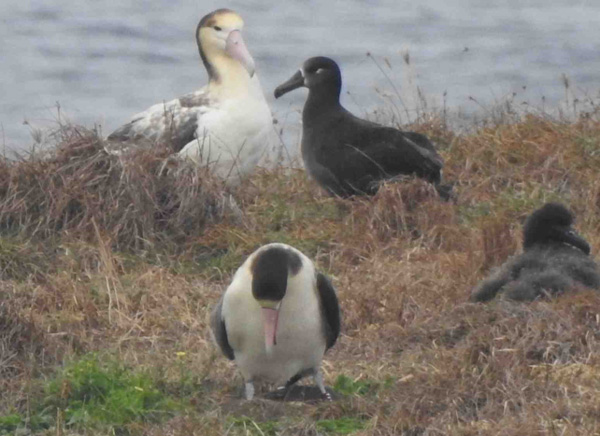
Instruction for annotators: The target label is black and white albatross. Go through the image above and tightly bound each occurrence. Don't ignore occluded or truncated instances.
[274,56,452,199]
[471,202,600,302]
[106,9,275,184]
[210,243,341,400]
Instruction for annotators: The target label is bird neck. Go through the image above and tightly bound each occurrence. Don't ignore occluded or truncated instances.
[206,53,259,99]
[304,88,343,121]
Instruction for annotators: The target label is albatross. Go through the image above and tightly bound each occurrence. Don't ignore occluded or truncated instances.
[471,202,600,302]
[274,56,452,199]
[106,9,275,184]
[210,243,341,400]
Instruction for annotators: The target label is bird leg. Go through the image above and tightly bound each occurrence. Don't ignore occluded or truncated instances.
[314,371,332,401]
[244,381,255,401]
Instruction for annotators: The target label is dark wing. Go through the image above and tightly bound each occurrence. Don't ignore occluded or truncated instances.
[210,295,235,360]
[318,112,444,193]
[167,111,200,152]
[352,123,443,181]
[316,272,341,350]
[401,131,440,155]
[107,116,146,142]
[106,90,210,153]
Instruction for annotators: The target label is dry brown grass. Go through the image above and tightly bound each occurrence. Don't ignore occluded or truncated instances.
[0,125,240,251]
[1,109,600,435]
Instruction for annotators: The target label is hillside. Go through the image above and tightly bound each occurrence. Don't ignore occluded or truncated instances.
[1,105,600,435]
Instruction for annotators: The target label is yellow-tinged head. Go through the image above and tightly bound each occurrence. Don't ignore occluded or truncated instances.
[196,9,255,82]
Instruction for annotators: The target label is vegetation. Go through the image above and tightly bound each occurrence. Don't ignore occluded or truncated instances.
[0,354,181,435]
[1,91,600,435]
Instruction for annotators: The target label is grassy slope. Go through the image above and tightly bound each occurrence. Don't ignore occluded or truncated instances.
[1,111,600,435]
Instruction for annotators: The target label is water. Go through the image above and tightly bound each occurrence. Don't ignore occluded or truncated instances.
[1,0,598,152]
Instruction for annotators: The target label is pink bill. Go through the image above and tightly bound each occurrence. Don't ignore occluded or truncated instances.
[226,30,255,77]
[261,307,279,354]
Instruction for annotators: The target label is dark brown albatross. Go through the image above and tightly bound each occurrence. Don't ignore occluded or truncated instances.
[274,56,453,199]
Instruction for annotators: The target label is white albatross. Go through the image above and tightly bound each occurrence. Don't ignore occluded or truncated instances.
[106,9,276,184]
[210,243,341,401]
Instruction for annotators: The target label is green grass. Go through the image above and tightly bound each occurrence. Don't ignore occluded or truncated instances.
[333,374,394,397]
[0,414,25,434]
[0,413,52,435]
[0,354,184,435]
[47,354,180,429]
[316,417,367,434]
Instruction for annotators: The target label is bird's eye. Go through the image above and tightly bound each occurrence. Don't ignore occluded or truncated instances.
[316,68,325,74]
[213,26,222,31]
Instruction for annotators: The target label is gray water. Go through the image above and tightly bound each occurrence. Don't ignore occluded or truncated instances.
[1,0,598,152]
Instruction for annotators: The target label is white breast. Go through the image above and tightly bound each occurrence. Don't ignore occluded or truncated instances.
[178,76,275,184]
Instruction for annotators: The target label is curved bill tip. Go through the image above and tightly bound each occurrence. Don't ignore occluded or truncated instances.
[274,69,305,98]
[226,30,256,77]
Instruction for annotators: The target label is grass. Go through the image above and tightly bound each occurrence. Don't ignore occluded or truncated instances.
[46,354,179,429]
[316,417,368,435]
[1,90,600,435]
[0,353,183,435]
[227,417,281,435]
[333,374,394,397]
[0,125,241,252]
